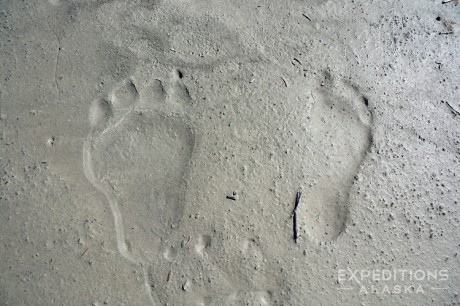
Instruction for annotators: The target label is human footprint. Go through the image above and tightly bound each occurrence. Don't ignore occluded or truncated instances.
[83,70,195,262]
[302,72,373,241]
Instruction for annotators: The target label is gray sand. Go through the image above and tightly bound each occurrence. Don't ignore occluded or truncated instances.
[0,0,459,305]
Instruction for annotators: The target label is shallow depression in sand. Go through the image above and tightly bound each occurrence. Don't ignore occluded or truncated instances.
[83,71,195,262]
[301,71,373,241]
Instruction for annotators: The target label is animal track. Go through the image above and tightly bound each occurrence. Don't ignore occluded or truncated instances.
[83,70,195,262]
[302,72,373,241]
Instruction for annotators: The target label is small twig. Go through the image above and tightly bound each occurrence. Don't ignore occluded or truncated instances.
[302,13,311,21]
[281,77,288,87]
[442,0,453,3]
[293,58,302,66]
[439,32,454,35]
[79,247,89,258]
[293,191,302,213]
[445,101,460,116]
[293,215,298,243]
[292,191,302,243]
[226,195,236,201]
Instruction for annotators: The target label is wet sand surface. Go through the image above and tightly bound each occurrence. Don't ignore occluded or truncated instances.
[0,0,459,305]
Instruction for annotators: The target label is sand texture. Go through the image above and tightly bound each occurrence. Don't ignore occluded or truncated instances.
[0,0,459,305]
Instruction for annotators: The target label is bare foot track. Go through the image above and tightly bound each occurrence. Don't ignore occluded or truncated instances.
[303,71,373,241]
[83,70,195,262]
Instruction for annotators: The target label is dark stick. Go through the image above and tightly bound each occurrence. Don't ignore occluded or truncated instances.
[302,13,311,21]
[446,101,460,116]
[294,191,302,212]
[79,247,89,258]
[293,211,298,243]
[293,191,302,243]
[281,77,288,87]
[226,195,237,201]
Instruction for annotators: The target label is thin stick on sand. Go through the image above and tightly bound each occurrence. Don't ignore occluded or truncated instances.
[302,13,311,21]
[293,191,302,243]
[445,101,460,116]
[281,77,288,87]
[79,247,90,258]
